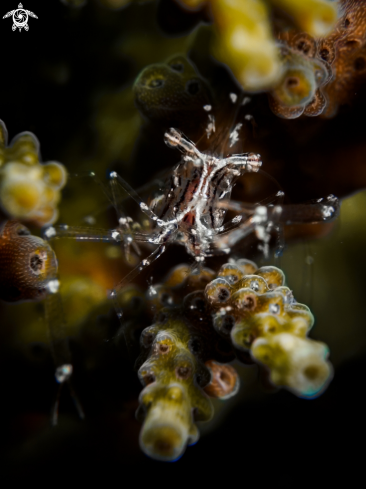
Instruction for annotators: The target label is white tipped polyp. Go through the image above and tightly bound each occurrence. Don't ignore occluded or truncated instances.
[140,422,188,462]
[139,391,190,462]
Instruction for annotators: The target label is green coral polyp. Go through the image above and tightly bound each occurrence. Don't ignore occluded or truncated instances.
[133,55,212,123]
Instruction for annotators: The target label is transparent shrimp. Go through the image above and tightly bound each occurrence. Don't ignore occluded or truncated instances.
[43,125,339,328]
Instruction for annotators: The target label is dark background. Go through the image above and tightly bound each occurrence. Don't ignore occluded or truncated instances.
[0,1,365,485]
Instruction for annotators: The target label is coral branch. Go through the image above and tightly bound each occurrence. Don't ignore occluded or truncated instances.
[137,311,213,461]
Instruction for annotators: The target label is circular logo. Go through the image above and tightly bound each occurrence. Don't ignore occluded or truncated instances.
[13,8,28,28]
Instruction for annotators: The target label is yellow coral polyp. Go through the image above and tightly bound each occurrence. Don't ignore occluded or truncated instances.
[269,0,339,37]
[205,277,232,305]
[43,162,67,190]
[0,167,43,216]
[268,44,331,118]
[0,122,67,227]
[211,0,282,91]
[0,162,63,226]
[230,288,313,344]
[275,68,314,106]
[4,133,40,165]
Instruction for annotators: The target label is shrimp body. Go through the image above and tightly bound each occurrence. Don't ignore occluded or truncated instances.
[153,128,262,261]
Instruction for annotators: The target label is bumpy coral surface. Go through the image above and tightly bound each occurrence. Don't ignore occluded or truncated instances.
[319,0,366,116]
[0,220,58,302]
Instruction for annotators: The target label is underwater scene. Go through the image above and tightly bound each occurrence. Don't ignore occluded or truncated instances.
[1,0,366,484]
